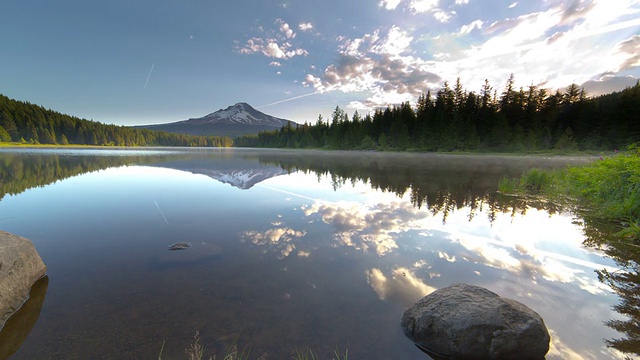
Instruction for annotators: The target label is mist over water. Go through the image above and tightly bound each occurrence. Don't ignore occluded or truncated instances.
[0,148,628,359]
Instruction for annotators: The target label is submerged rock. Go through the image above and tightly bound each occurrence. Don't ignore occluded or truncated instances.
[0,231,47,327]
[168,242,191,250]
[157,242,223,266]
[0,276,48,359]
[401,283,550,360]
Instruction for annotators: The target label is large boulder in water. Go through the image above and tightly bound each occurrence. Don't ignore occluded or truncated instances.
[401,283,550,360]
[0,231,47,326]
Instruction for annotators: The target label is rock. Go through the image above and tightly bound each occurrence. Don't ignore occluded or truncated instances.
[401,283,550,360]
[0,275,48,359]
[168,242,191,250]
[156,241,223,266]
[0,231,47,327]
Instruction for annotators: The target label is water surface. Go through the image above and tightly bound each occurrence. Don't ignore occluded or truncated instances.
[0,148,630,359]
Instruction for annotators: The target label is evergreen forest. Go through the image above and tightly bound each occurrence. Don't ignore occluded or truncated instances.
[0,94,233,147]
[237,76,640,152]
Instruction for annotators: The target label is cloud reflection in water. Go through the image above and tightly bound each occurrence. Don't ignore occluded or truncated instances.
[302,199,430,256]
[366,267,437,307]
[242,227,306,259]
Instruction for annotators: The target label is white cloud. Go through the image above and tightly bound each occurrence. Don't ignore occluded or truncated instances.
[302,0,640,111]
[379,0,402,10]
[243,227,306,259]
[433,9,456,23]
[276,18,296,39]
[371,26,413,56]
[239,38,308,60]
[269,61,282,67]
[459,20,484,35]
[409,0,439,13]
[304,26,441,109]
[302,199,430,256]
[237,18,309,61]
[298,22,314,31]
[612,34,640,72]
[366,267,436,306]
[428,1,640,92]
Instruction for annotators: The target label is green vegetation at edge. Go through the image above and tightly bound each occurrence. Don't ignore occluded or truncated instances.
[498,144,640,355]
[237,76,640,153]
[498,144,640,241]
[159,331,348,360]
[0,94,233,147]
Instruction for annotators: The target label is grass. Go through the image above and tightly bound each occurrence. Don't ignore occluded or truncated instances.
[293,346,348,360]
[499,144,640,241]
[159,332,347,360]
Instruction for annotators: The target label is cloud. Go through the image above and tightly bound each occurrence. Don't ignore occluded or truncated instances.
[614,35,640,72]
[302,0,640,111]
[366,267,436,306]
[276,18,296,39]
[239,37,308,59]
[459,19,484,35]
[237,18,308,61]
[379,0,402,10]
[433,9,456,23]
[448,231,616,295]
[409,0,439,13]
[304,26,441,109]
[269,61,282,67]
[302,199,430,256]
[298,22,313,31]
[560,0,597,26]
[243,227,306,259]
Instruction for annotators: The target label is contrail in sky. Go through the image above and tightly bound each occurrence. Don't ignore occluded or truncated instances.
[144,63,155,89]
[256,91,320,109]
[154,199,169,225]
[256,184,320,202]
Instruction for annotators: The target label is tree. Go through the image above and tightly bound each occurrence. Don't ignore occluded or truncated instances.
[0,125,10,142]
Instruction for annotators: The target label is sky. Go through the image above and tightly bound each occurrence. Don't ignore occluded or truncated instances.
[1,0,639,126]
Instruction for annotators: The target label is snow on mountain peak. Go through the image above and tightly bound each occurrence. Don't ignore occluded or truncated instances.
[183,102,290,126]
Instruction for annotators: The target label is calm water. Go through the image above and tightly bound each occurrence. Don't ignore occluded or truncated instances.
[0,148,631,359]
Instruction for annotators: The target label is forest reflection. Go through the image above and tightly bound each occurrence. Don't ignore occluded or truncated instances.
[257,151,639,358]
[257,151,571,225]
[0,149,636,357]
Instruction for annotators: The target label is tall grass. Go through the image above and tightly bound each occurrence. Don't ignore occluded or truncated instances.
[160,333,347,360]
[293,346,348,360]
[499,145,640,241]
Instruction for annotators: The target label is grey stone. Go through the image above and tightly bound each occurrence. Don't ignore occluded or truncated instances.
[401,283,550,360]
[0,231,47,327]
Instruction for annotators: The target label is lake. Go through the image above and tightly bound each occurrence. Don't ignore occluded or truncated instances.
[0,148,631,359]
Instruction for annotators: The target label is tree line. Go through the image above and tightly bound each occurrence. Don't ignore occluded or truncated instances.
[237,76,640,151]
[0,94,233,147]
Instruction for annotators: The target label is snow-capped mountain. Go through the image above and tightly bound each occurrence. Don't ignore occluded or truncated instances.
[186,168,288,189]
[177,102,289,126]
[135,102,296,137]
[150,157,289,190]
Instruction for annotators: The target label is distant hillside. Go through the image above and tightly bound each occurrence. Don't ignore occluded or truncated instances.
[135,102,297,137]
[0,94,233,147]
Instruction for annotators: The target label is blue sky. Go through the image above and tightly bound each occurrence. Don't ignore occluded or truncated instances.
[1,0,639,126]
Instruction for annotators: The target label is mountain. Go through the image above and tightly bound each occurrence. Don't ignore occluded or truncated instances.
[135,102,297,138]
[150,157,289,189]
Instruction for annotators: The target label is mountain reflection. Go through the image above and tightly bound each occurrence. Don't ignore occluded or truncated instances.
[0,148,636,357]
[148,156,288,189]
[257,151,637,358]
